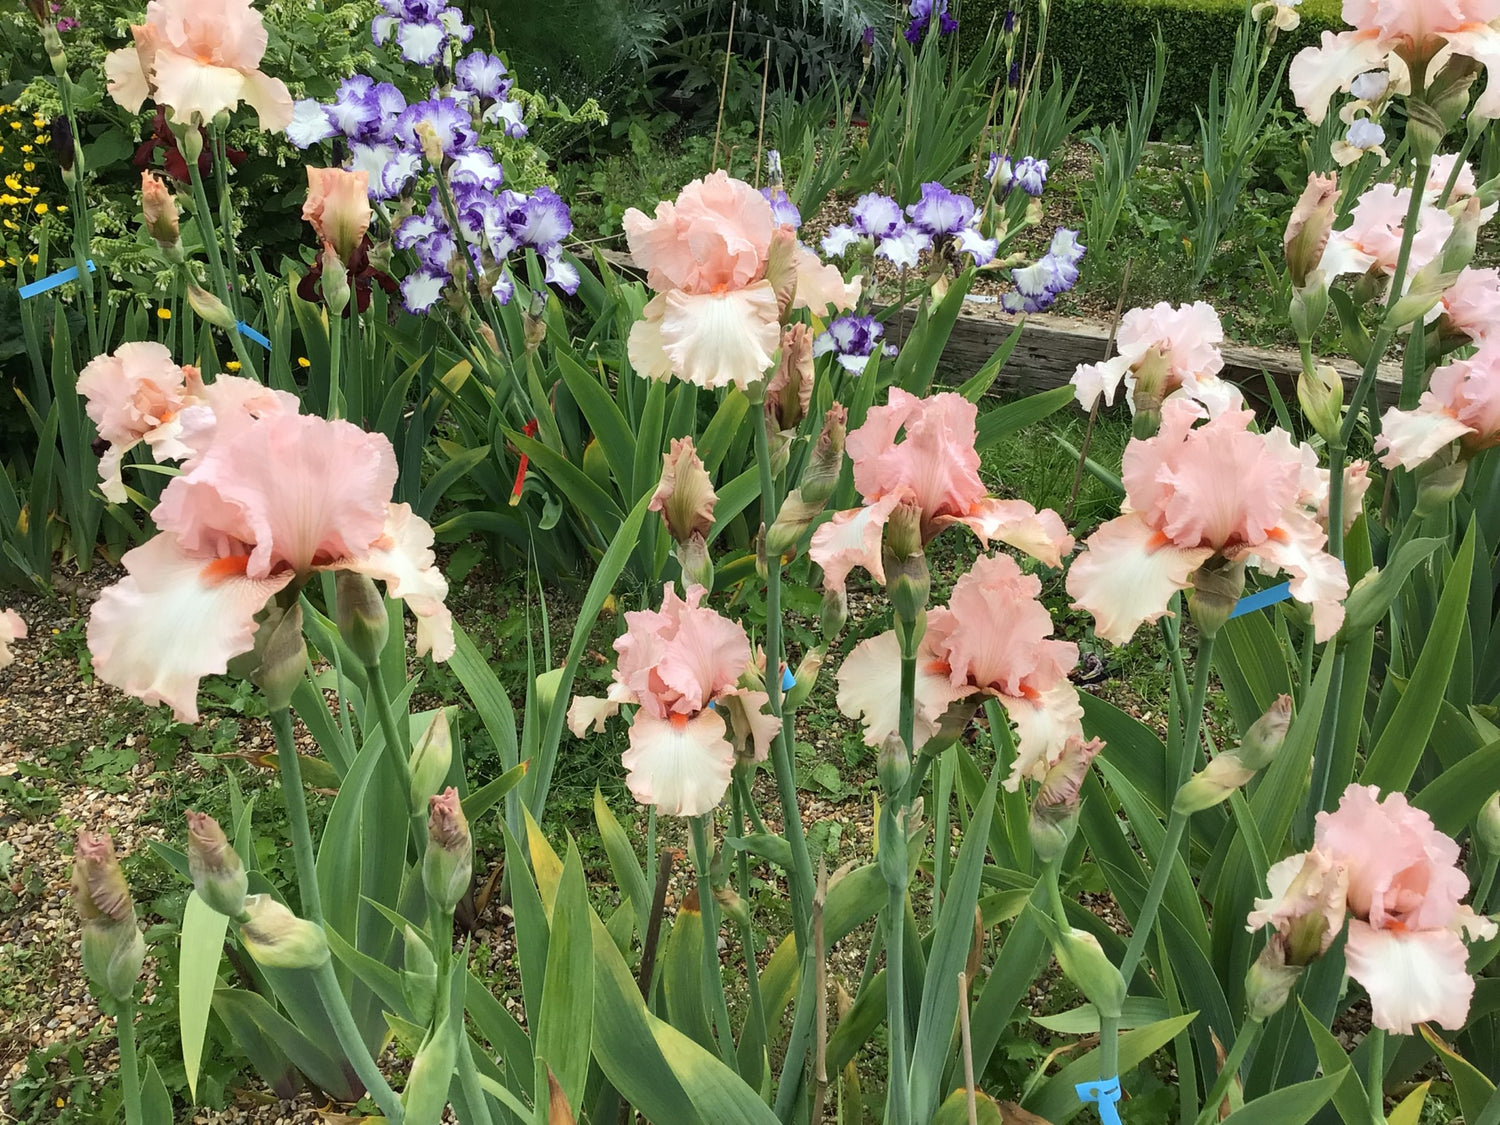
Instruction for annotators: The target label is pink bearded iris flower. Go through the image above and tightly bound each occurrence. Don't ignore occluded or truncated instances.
[1070,301,1242,420]
[1378,337,1500,468]
[622,171,857,391]
[566,585,777,816]
[1251,786,1496,1033]
[1438,266,1500,343]
[808,389,1072,594]
[87,412,452,723]
[837,553,1084,790]
[1067,399,1349,644]
[104,0,294,131]
[1289,0,1500,127]
[1317,183,1454,284]
[0,608,25,670]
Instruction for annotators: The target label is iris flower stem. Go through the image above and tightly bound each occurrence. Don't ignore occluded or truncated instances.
[753,405,815,949]
[116,998,142,1125]
[730,782,769,1059]
[47,44,100,358]
[691,816,739,1070]
[1191,1018,1263,1125]
[328,307,344,420]
[1100,632,1215,1093]
[270,707,322,924]
[186,153,260,378]
[1367,1027,1387,1125]
[210,125,241,318]
[313,959,405,1123]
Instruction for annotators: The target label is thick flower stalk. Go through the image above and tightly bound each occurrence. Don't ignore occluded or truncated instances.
[87,408,453,723]
[1249,785,1497,1033]
[838,553,1086,790]
[567,585,777,816]
[622,171,857,390]
[1377,337,1500,469]
[1067,398,1349,644]
[104,0,293,130]
[809,389,1072,597]
[1069,301,1242,426]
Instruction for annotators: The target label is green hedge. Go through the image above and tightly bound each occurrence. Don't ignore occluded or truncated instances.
[962,0,1344,127]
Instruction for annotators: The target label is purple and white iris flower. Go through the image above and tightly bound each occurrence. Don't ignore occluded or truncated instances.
[905,0,957,43]
[813,315,898,374]
[372,0,473,65]
[986,152,1047,198]
[1002,228,1085,314]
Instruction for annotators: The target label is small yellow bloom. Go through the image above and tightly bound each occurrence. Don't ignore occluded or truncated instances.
[8,122,21,131]
[23,186,38,196]
[22,161,34,172]
[297,356,311,368]
[2,220,16,231]
[4,174,19,191]
[35,133,48,144]
[157,308,172,320]
[28,254,38,264]
[33,203,47,215]
[57,205,67,213]
[226,360,242,372]
[20,145,32,153]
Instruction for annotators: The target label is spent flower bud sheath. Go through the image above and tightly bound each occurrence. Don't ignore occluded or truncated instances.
[186,810,249,919]
[1244,938,1302,1022]
[1187,557,1247,638]
[336,571,389,667]
[409,710,454,807]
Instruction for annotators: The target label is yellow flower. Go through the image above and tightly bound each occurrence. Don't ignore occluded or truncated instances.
[20,145,32,154]
[32,117,44,128]
[28,254,38,264]
[22,162,34,172]
[157,308,172,320]
[4,174,19,191]
[2,220,16,231]
[8,122,21,131]
[297,356,311,368]
[23,186,39,196]
[35,133,48,144]
[226,360,242,372]
[57,205,67,213]
[33,203,47,215]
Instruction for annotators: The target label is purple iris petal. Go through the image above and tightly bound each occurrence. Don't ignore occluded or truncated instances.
[397,97,476,157]
[850,193,903,238]
[1013,156,1048,197]
[906,181,975,237]
[455,51,512,99]
[762,187,802,229]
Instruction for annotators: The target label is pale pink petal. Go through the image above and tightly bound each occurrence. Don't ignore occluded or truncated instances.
[104,45,151,112]
[1346,921,1475,1033]
[0,608,25,670]
[849,389,989,526]
[834,630,955,748]
[1440,267,1500,341]
[621,710,735,816]
[153,413,397,581]
[1001,682,1086,792]
[1453,904,1498,942]
[175,374,300,464]
[656,284,781,391]
[78,341,189,448]
[1070,356,1131,410]
[627,298,675,381]
[655,596,753,712]
[1245,512,1348,643]
[334,503,453,662]
[1445,24,1500,121]
[87,535,290,723]
[1376,403,1472,469]
[791,243,860,315]
[622,171,774,293]
[150,50,253,125]
[97,444,133,504]
[567,696,620,737]
[239,67,294,131]
[1245,849,1349,958]
[1288,29,1390,126]
[808,493,902,594]
[948,498,1074,568]
[1066,515,1212,645]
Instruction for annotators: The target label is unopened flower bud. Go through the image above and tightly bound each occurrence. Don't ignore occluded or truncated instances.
[675,533,715,594]
[783,647,826,710]
[1476,793,1500,855]
[72,831,146,1002]
[402,924,438,1025]
[186,282,238,331]
[250,599,306,712]
[651,437,717,545]
[321,244,351,318]
[820,587,847,640]
[714,885,751,928]
[336,571,389,666]
[1238,694,1292,770]
[238,894,329,969]
[1289,280,1329,342]
[1284,173,1339,289]
[767,406,848,558]
[1415,458,1468,516]
[877,732,912,799]
[177,122,204,168]
[424,787,472,912]
[51,114,76,178]
[884,500,929,632]
[1297,364,1343,443]
[523,290,547,352]
[1174,752,1258,815]
[1245,938,1302,1022]
[409,710,453,806]
[414,121,445,166]
[1188,557,1247,637]
[186,811,248,919]
[141,172,182,258]
[1030,737,1103,862]
[1388,196,1483,327]
[1052,928,1125,1019]
[765,227,799,319]
[766,325,814,441]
